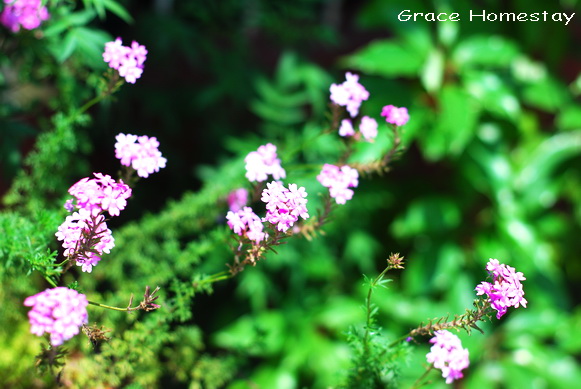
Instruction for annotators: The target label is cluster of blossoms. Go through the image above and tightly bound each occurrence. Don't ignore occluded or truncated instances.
[56,209,114,272]
[339,116,378,141]
[0,0,49,32]
[475,258,527,319]
[330,72,369,117]
[261,181,309,233]
[381,104,410,127]
[426,330,470,384]
[24,287,88,347]
[103,38,148,84]
[115,133,167,178]
[226,206,267,244]
[317,164,359,204]
[68,173,132,217]
[244,143,286,182]
[57,173,131,272]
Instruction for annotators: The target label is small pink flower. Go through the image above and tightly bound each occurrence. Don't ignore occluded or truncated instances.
[426,330,470,384]
[381,105,409,126]
[244,143,286,183]
[261,181,309,232]
[226,206,267,243]
[227,188,248,212]
[339,119,355,137]
[1,0,49,33]
[330,72,369,118]
[103,38,147,83]
[317,164,359,205]
[24,287,88,346]
[115,133,167,178]
[359,116,378,141]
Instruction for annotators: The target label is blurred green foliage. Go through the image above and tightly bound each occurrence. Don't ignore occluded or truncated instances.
[2,0,581,388]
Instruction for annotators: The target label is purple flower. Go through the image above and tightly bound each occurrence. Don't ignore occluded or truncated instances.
[68,173,132,216]
[339,119,355,137]
[227,188,249,212]
[55,208,115,273]
[475,258,527,319]
[226,206,267,243]
[359,116,378,141]
[317,164,359,205]
[24,287,88,346]
[115,133,167,178]
[330,72,370,118]
[381,105,409,126]
[426,330,470,384]
[261,181,309,232]
[244,143,286,183]
[103,38,147,84]
[1,0,49,33]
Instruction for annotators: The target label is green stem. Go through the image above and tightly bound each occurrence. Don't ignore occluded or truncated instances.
[44,275,58,288]
[194,271,233,289]
[363,266,392,354]
[410,365,434,389]
[88,300,138,312]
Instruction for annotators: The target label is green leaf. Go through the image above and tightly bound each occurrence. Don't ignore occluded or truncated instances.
[453,35,520,69]
[57,31,78,63]
[102,0,134,23]
[421,48,444,92]
[462,70,520,120]
[522,77,570,112]
[343,39,427,77]
[557,104,581,130]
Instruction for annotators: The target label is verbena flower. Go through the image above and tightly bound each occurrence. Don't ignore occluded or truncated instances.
[244,143,286,183]
[381,105,409,126]
[68,172,132,216]
[261,181,309,232]
[339,119,355,137]
[55,208,115,273]
[227,188,248,212]
[317,164,359,204]
[359,116,378,141]
[475,258,527,319]
[426,330,470,384]
[24,287,88,346]
[330,72,369,117]
[1,0,49,33]
[115,133,167,178]
[226,206,267,243]
[103,38,148,84]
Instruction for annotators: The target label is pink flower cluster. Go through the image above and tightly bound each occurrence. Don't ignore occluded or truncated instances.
[103,38,148,84]
[68,173,132,217]
[261,181,309,232]
[0,0,49,33]
[426,330,470,384]
[330,72,370,117]
[58,173,131,272]
[475,258,527,319]
[24,287,88,346]
[115,133,167,178]
[339,116,378,141]
[56,209,114,273]
[244,143,286,183]
[227,188,248,212]
[317,164,359,204]
[381,105,409,126]
[226,206,267,243]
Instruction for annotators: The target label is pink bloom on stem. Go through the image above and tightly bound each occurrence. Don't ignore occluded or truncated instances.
[103,38,147,83]
[475,258,527,319]
[261,181,309,232]
[227,188,248,212]
[381,105,410,126]
[338,119,355,137]
[426,330,470,384]
[1,0,49,33]
[359,116,378,141]
[115,133,167,178]
[226,206,267,243]
[330,72,369,118]
[68,173,132,216]
[244,143,286,183]
[24,287,88,346]
[55,208,115,273]
[317,164,359,205]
